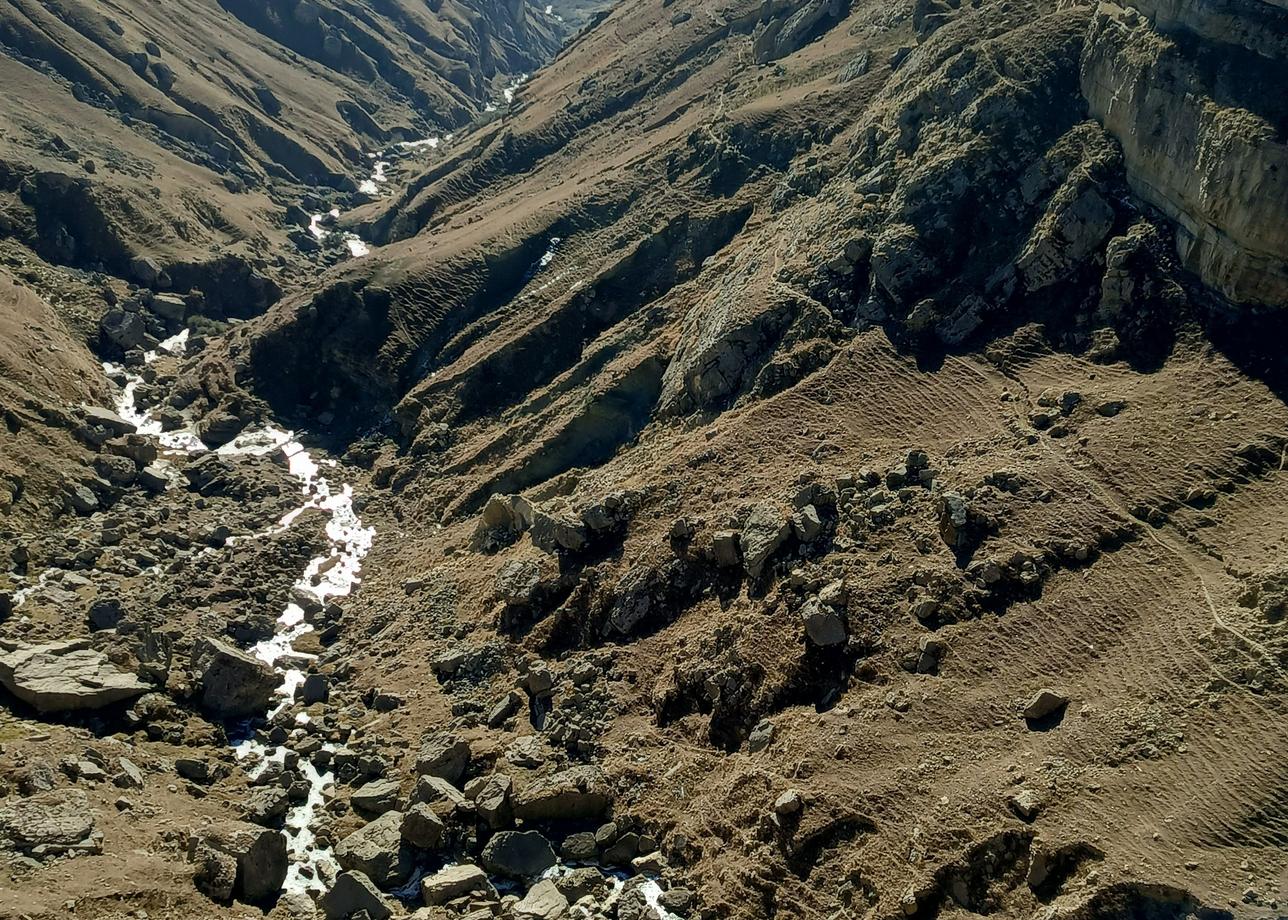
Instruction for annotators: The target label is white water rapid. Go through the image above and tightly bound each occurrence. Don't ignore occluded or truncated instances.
[104,334,375,897]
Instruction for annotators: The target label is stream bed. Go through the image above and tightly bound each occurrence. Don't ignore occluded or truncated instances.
[105,334,375,896]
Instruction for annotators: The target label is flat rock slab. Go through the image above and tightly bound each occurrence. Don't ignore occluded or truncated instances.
[0,640,149,712]
[0,790,99,856]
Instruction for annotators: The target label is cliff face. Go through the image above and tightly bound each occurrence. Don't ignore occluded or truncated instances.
[1081,0,1288,306]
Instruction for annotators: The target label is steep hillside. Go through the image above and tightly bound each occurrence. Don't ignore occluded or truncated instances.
[0,0,570,523]
[0,0,563,288]
[0,0,1285,918]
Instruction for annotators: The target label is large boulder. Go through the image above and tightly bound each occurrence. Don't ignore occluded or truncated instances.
[513,766,612,822]
[190,822,287,904]
[529,510,589,554]
[481,830,557,878]
[421,863,491,906]
[0,790,101,857]
[100,309,149,351]
[801,598,846,647]
[320,870,394,920]
[414,732,471,784]
[334,810,411,889]
[399,803,444,849]
[82,407,136,437]
[196,409,248,448]
[0,640,149,712]
[351,778,402,816]
[739,503,790,578]
[192,638,280,719]
[474,772,514,828]
[515,878,571,920]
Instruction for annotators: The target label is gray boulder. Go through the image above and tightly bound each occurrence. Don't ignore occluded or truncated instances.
[1022,688,1069,721]
[320,870,394,920]
[189,822,287,904]
[399,803,444,849]
[515,878,570,920]
[334,810,411,889]
[739,503,790,577]
[351,778,402,816]
[192,638,279,719]
[474,772,514,828]
[481,830,557,878]
[82,407,136,437]
[414,732,471,784]
[513,766,612,822]
[530,510,589,554]
[0,790,101,857]
[801,599,846,647]
[0,640,149,712]
[130,255,162,284]
[149,293,187,321]
[421,863,491,906]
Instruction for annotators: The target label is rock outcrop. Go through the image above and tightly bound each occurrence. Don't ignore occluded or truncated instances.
[1081,0,1288,306]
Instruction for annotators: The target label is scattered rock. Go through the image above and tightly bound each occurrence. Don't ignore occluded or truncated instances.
[196,409,248,448]
[82,407,136,438]
[136,464,169,492]
[711,530,741,567]
[112,757,144,789]
[474,772,514,828]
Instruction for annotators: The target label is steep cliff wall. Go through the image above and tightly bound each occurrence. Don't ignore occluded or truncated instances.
[1081,0,1288,306]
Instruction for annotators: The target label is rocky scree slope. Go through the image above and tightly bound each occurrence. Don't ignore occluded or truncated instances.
[166,0,1288,917]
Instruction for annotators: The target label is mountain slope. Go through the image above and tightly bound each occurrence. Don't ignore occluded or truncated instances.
[168,0,1288,916]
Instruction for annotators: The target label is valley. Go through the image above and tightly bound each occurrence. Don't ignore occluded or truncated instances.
[0,0,1285,919]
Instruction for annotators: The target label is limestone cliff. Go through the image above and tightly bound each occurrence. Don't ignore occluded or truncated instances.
[1081,0,1288,306]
